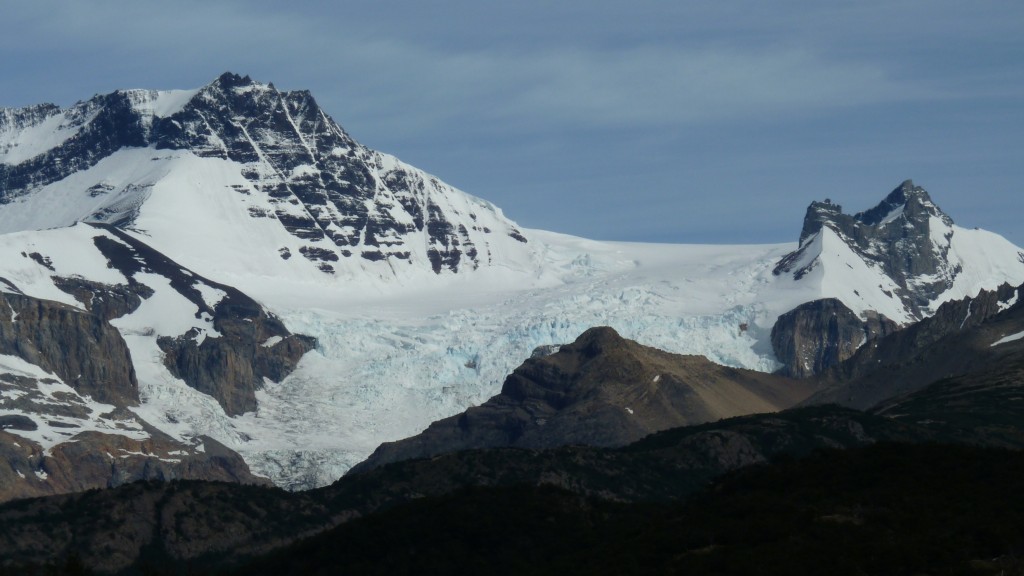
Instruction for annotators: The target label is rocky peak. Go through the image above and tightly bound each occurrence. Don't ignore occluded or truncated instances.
[777,180,965,320]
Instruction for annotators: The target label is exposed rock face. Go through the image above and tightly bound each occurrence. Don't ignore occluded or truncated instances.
[771,298,898,378]
[1,72,528,275]
[349,326,817,474]
[158,313,316,417]
[0,291,138,406]
[85,224,316,416]
[805,282,1024,408]
[775,180,964,319]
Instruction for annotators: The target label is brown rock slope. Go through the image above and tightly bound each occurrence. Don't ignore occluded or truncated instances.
[350,326,817,474]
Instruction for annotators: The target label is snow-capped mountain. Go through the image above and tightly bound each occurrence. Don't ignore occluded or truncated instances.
[0,72,535,286]
[3,73,1024,493]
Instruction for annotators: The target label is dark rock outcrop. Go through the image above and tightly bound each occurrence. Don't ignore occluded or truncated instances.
[0,291,138,406]
[158,316,316,417]
[51,275,153,321]
[349,326,817,474]
[84,224,316,416]
[771,298,898,378]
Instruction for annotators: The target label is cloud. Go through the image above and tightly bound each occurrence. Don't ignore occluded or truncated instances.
[1,1,924,135]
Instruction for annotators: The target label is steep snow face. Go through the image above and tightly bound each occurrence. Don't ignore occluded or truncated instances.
[0,73,536,283]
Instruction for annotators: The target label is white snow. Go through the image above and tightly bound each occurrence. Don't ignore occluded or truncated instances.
[991,331,1024,347]
[0,356,150,451]
[123,89,200,118]
[878,204,905,226]
[0,106,97,165]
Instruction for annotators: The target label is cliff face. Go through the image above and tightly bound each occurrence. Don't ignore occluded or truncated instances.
[771,298,898,378]
[0,291,138,406]
[157,309,316,416]
[88,224,317,417]
[0,288,271,503]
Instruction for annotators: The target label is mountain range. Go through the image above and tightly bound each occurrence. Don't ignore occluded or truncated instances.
[2,73,1024,572]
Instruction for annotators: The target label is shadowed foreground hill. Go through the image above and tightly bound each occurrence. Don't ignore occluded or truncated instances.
[239,443,1024,576]
[0,404,929,574]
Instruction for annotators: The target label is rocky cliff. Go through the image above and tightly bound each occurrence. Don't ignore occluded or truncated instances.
[88,224,317,416]
[774,180,980,321]
[0,291,138,407]
[771,298,898,378]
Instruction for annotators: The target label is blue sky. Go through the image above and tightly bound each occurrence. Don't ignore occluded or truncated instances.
[3,1,1023,245]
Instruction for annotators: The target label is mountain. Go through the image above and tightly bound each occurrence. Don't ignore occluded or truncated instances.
[3,73,1024,492]
[768,180,1024,377]
[0,72,534,283]
[773,180,1024,325]
[350,326,816,474]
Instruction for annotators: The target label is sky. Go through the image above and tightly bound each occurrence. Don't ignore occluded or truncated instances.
[2,1,1023,246]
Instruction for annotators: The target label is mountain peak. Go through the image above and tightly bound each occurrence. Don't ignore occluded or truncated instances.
[213,71,255,89]
[853,179,949,228]
[775,180,1023,323]
[797,180,949,246]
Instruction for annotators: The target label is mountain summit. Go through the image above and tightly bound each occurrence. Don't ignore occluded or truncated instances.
[0,72,534,282]
[774,180,1024,323]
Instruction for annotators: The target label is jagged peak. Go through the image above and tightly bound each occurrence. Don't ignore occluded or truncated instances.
[213,71,256,89]
[854,179,947,227]
[797,180,950,246]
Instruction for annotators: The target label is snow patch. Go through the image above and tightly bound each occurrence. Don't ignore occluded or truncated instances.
[991,331,1024,347]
